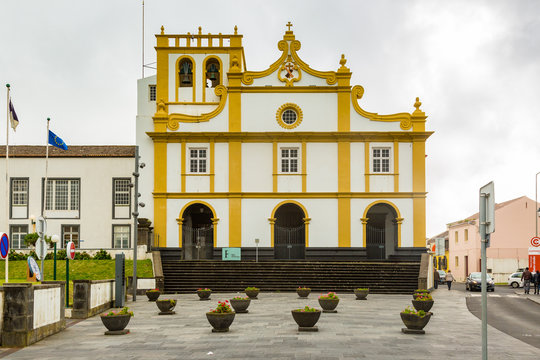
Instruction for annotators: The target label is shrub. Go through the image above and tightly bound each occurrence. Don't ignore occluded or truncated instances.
[197,288,211,291]
[297,286,310,290]
[8,250,27,261]
[56,249,67,260]
[355,288,369,291]
[93,249,112,260]
[24,233,52,248]
[293,306,318,312]
[245,286,259,291]
[401,306,427,317]
[74,251,91,260]
[103,306,133,317]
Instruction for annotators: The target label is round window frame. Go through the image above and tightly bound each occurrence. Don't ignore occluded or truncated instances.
[276,103,303,129]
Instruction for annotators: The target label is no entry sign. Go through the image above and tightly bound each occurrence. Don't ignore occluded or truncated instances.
[67,241,76,260]
[0,233,9,259]
[531,237,540,247]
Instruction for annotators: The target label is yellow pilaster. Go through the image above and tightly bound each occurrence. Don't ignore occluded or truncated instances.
[360,217,368,247]
[336,55,352,248]
[303,217,311,247]
[302,141,307,192]
[229,141,242,247]
[210,140,215,192]
[269,218,276,247]
[364,142,370,192]
[411,98,427,248]
[154,140,167,247]
[177,218,184,248]
[393,140,399,192]
[272,141,278,192]
[156,26,169,107]
[181,141,186,192]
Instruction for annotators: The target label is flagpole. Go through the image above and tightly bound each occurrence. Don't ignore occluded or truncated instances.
[43,118,50,221]
[5,84,10,283]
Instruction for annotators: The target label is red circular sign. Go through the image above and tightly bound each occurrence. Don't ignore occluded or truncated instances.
[532,237,540,247]
[67,241,76,260]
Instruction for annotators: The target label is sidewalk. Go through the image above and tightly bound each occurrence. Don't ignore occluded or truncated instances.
[513,289,540,306]
[1,289,539,359]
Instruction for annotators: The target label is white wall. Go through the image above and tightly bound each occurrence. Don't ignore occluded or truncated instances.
[398,143,413,192]
[214,143,229,192]
[242,143,272,192]
[306,143,338,192]
[241,93,337,132]
[167,143,181,193]
[33,287,61,329]
[90,281,115,309]
[350,142,366,192]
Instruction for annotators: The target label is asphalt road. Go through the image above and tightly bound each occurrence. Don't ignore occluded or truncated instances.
[454,282,540,349]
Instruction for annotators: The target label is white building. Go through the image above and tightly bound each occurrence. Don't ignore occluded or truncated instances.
[136,25,432,260]
[0,145,142,257]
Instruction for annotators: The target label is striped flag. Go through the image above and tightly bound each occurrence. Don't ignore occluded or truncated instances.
[9,100,19,131]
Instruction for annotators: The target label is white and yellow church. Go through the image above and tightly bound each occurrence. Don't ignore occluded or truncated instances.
[136,24,432,261]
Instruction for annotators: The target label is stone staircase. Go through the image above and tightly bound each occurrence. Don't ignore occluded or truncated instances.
[161,260,420,294]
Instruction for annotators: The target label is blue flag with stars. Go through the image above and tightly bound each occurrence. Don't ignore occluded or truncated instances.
[48,130,68,150]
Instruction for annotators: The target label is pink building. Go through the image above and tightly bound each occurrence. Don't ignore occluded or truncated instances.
[447,196,537,282]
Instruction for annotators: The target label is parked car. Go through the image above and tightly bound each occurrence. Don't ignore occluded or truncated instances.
[437,270,447,284]
[465,272,495,291]
[507,272,523,288]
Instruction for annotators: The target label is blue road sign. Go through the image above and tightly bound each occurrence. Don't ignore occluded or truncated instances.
[0,233,9,259]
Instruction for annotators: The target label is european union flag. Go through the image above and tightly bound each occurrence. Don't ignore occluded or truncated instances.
[48,130,68,150]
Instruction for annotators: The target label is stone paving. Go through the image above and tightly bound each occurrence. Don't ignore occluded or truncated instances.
[2,288,540,359]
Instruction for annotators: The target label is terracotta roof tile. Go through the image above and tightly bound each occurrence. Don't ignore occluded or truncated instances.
[0,145,135,158]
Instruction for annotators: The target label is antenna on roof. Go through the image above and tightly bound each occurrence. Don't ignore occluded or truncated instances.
[142,1,145,78]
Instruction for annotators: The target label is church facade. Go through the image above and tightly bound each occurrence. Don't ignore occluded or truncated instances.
[136,24,432,261]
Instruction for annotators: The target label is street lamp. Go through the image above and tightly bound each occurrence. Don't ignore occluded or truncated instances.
[29,214,36,232]
[51,234,59,280]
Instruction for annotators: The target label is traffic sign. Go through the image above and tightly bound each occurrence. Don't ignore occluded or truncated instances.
[531,237,540,247]
[0,233,9,259]
[36,216,47,236]
[35,239,46,260]
[27,256,41,281]
[67,241,76,260]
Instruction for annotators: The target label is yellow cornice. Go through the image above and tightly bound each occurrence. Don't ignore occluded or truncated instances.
[153,191,428,199]
[351,85,425,131]
[228,86,349,93]
[145,131,433,143]
[164,85,227,130]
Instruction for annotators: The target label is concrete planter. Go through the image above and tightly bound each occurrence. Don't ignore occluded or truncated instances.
[291,310,321,329]
[197,290,212,300]
[206,312,236,332]
[354,289,369,300]
[296,289,311,298]
[229,299,251,313]
[411,300,434,312]
[318,298,339,312]
[156,299,177,314]
[245,289,259,299]
[146,290,160,302]
[100,314,131,334]
[400,312,432,334]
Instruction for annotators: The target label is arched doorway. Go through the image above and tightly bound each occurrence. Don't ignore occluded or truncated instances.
[181,203,214,260]
[364,203,398,260]
[273,203,306,260]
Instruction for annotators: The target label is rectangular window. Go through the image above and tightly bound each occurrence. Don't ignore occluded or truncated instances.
[11,179,28,206]
[189,148,207,173]
[149,85,156,101]
[455,256,459,267]
[281,148,299,173]
[114,179,131,206]
[454,231,458,243]
[10,225,28,249]
[62,225,80,248]
[465,229,468,241]
[113,225,130,248]
[45,179,80,211]
[372,148,390,173]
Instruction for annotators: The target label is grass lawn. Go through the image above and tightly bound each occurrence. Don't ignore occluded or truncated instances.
[0,259,154,306]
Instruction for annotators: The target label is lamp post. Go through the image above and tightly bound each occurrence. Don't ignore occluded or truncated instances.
[536,172,540,237]
[29,214,36,233]
[51,234,59,280]
[255,238,260,263]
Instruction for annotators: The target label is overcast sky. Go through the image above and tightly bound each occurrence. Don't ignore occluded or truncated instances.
[2,0,540,239]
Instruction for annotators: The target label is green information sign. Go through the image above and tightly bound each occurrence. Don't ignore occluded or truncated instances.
[222,247,241,261]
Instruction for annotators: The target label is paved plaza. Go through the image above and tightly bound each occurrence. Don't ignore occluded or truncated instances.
[1,289,540,359]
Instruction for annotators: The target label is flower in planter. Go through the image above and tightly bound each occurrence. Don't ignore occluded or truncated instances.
[415,294,433,301]
[297,286,311,290]
[245,287,259,291]
[230,296,249,300]
[401,306,427,317]
[414,289,430,293]
[294,305,318,313]
[318,292,339,300]
[198,288,212,291]
[103,307,134,317]
[146,288,160,293]
[210,300,233,314]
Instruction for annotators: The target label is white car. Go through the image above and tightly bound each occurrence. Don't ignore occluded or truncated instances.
[507,272,523,288]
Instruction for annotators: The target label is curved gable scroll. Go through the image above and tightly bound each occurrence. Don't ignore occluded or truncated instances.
[167,85,228,131]
[289,40,337,85]
[351,85,412,130]
[242,40,289,85]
